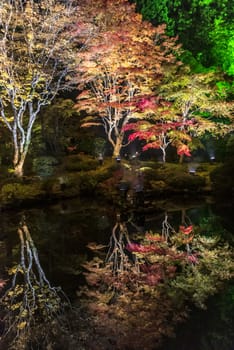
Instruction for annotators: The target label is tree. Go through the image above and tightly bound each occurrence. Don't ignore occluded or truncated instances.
[75,0,181,157]
[124,69,233,162]
[209,19,234,76]
[0,0,77,177]
[124,119,192,163]
[123,97,193,162]
[37,98,79,156]
[133,0,234,71]
[159,69,234,136]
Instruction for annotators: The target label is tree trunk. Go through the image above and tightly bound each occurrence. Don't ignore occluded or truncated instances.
[161,147,166,163]
[14,162,24,177]
[179,154,184,164]
[13,146,28,177]
[113,133,124,158]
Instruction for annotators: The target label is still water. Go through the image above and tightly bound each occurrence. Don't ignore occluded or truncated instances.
[0,195,234,349]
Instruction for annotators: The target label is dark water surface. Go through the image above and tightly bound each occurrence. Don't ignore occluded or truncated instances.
[0,195,234,349]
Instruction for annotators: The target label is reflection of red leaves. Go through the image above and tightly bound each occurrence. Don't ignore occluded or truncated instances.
[146,273,161,286]
[145,233,164,242]
[179,225,193,235]
[177,144,191,157]
[187,254,199,264]
[126,243,164,254]
[141,263,177,285]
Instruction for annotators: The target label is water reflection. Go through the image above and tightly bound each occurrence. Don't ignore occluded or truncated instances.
[80,203,234,349]
[1,216,69,349]
[0,197,233,349]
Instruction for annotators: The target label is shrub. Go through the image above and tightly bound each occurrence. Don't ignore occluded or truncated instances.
[63,154,98,172]
[0,182,45,204]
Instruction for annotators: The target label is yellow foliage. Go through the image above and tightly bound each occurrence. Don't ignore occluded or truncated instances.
[17,321,27,330]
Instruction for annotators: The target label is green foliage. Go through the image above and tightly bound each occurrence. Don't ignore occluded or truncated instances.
[133,0,234,71]
[171,235,234,308]
[63,154,99,172]
[159,69,234,140]
[32,156,59,177]
[167,172,206,191]
[36,98,80,156]
[78,166,116,195]
[145,163,206,193]
[135,0,171,31]
[216,81,234,99]
[0,182,45,204]
[209,19,234,76]
[179,50,211,73]
[93,137,106,156]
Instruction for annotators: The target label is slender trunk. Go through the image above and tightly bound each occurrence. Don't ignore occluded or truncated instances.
[160,147,166,163]
[113,132,124,158]
[179,154,184,164]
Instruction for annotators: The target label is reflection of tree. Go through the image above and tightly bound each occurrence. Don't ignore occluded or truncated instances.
[1,217,69,349]
[79,211,234,350]
[105,213,137,273]
[161,211,176,241]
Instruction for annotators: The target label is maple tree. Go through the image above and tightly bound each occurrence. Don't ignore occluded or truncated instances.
[159,69,234,157]
[123,107,193,162]
[0,0,78,177]
[160,69,234,126]
[75,0,181,157]
[124,69,234,162]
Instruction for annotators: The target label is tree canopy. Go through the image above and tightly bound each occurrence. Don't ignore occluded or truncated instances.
[133,0,234,74]
[75,0,181,157]
[0,0,77,176]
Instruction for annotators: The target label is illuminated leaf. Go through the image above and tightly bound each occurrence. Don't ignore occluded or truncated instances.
[17,321,27,330]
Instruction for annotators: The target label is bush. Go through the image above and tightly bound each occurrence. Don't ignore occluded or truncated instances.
[0,182,45,204]
[167,173,206,191]
[32,156,59,177]
[63,154,99,172]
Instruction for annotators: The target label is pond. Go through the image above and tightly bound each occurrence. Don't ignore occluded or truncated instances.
[0,194,234,350]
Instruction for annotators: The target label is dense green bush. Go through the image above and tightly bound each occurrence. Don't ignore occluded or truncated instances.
[63,154,99,172]
[0,182,45,204]
[144,163,206,193]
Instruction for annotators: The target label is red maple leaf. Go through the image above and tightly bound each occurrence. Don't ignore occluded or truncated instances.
[177,144,191,157]
[136,97,157,111]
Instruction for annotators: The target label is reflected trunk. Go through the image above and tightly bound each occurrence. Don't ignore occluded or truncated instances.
[1,217,69,349]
